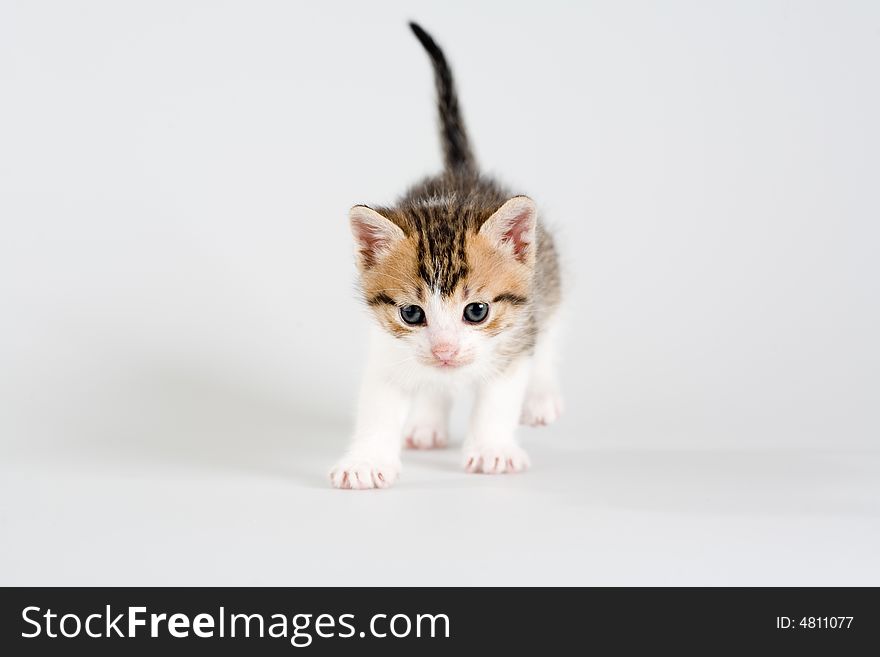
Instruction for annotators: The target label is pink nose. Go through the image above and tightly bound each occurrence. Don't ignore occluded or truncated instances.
[431,344,459,362]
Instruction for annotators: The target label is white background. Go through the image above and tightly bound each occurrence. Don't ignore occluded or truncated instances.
[1,1,878,585]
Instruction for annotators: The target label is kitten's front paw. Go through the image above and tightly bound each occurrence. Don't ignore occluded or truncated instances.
[403,424,448,450]
[329,455,400,490]
[520,389,564,427]
[463,444,530,474]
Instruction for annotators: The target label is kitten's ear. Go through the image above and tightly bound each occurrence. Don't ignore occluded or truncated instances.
[479,196,537,265]
[349,205,405,268]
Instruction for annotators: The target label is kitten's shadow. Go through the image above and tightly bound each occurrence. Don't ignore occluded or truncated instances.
[69,360,348,489]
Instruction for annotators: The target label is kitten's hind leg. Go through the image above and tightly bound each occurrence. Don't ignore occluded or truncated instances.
[520,318,564,427]
[403,388,451,449]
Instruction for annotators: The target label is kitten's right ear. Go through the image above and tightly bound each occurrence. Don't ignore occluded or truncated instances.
[349,205,405,268]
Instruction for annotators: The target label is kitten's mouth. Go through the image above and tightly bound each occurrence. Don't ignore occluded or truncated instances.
[425,357,472,370]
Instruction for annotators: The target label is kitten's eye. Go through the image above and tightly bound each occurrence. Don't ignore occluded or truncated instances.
[463,302,489,324]
[400,304,426,326]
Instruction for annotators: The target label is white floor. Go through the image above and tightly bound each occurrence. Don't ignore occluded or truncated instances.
[2,409,878,586]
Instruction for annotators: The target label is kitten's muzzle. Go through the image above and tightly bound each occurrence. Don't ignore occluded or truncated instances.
[430,343,467,368]
[431,343,458,362]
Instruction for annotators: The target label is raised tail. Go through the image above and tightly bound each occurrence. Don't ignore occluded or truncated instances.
[409,22,476,173]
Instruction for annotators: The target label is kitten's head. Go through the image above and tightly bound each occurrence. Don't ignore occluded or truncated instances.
[350,196,536,375]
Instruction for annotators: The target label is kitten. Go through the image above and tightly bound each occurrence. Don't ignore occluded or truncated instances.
[330,22,563,489]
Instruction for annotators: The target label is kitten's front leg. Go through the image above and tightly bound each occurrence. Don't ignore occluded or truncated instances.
[464,357,532,474]
[330,341,408,490]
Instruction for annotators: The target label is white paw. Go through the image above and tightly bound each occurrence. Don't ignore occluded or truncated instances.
[403,424,448,450]
[463,444,531,474]
[520,389,564,427]
[329,454,400,490]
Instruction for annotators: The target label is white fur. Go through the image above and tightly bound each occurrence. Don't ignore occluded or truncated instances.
[463,356,532,474]
[403,387,451,449]
[330,310,563,488]
[328,332,408,489]
[520,314,564,426]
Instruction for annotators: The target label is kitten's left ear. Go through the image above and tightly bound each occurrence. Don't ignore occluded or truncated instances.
[479,196,537,265]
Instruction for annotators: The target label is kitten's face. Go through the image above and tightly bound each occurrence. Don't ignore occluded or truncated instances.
[351,197,536,374]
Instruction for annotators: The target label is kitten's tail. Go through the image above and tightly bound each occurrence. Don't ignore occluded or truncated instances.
[409,22,476,174]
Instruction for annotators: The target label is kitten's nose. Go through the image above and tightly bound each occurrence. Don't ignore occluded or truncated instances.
[431,343,459,362]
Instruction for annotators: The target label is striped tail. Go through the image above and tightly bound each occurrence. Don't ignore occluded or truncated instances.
[409,22,476,173]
